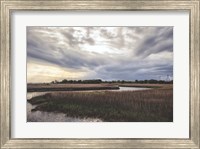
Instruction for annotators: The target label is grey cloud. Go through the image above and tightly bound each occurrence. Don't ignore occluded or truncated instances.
[134,27,173,57]
[27,26,173,81]
[100,28,117,39]
[61,31,77,47]
[83,37,95,45]
[61,28,95,46]
[100,27,126,50]
[27,27,110,70]
[85,27,95,38]
[88,56,173,81]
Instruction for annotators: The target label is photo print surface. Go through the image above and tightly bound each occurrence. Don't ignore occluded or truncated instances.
[27,27,173,122]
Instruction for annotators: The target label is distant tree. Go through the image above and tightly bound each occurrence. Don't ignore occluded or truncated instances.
[61,79,67,83]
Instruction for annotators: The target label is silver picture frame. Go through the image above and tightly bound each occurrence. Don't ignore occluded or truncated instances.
[0,0,199,148]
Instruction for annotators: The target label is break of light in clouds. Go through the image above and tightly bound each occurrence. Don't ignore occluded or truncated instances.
[27,26,173,83]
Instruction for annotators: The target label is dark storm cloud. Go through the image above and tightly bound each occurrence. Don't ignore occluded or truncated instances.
[28,44,108,70]
[134,27,173,57]
[27,27,173,81]
[91,59,173,81]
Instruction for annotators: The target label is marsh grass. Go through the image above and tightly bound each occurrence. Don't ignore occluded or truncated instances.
[28,89,173,122]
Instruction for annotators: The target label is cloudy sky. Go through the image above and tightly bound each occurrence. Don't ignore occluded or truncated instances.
[27,26,173,83]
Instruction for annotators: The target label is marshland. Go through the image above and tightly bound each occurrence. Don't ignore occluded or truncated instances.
[27,81,173,122]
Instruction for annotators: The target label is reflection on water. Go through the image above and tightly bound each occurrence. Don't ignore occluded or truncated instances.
[27,92,102,122]
[118,86,151,91]
[27,86,150,122]
[27,92,47,100]
[27,103,102,122]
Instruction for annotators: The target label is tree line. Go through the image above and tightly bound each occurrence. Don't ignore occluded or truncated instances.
[50,79,173,84]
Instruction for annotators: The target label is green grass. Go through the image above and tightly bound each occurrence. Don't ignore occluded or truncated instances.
[28,89,173,122]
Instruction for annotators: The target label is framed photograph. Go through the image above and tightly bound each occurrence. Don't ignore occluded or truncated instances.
[0,0,199,148]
